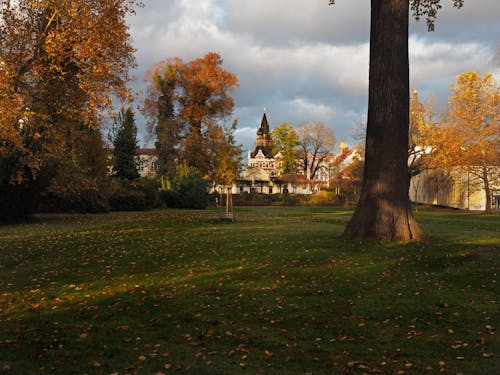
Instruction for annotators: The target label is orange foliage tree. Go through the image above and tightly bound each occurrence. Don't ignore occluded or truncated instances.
[142,52,239,178]
[0,0,140,218]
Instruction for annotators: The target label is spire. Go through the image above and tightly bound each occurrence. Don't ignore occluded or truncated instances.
[252,112,274,158]
[260,112,269,134]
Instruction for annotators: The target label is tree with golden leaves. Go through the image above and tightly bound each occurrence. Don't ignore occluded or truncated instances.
[426,71,499,213]
[210,120,243,216]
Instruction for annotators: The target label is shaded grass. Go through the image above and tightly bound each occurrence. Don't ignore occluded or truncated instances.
[0,207,498,374]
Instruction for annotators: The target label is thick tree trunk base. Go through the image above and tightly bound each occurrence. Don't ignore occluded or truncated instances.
[341,0,429,243]
[342,199,427,242]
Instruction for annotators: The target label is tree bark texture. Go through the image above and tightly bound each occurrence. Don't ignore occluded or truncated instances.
[483,167,492,214]
[343,0,426,241]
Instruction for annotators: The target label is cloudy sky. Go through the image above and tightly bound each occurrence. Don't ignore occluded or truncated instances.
[126,0,499,152]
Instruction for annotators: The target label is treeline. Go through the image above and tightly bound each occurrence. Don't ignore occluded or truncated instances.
[0,1,241,221]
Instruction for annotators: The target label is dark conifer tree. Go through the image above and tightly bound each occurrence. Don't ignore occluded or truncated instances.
[111,107,140,180]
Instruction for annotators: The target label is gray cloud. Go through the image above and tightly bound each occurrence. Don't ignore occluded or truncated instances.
[127,0,499,151]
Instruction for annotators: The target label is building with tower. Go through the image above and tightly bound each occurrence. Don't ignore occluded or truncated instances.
[246,113,281,172]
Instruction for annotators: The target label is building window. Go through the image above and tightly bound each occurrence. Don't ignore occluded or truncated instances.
[137,158,145,172]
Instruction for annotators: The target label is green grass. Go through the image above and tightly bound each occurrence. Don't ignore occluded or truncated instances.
[0,207,498,374]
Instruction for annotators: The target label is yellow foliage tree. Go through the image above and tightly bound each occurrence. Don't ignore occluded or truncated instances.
[426,71,499,213]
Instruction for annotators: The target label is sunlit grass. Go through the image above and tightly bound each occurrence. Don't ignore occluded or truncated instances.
[0,207,498,374]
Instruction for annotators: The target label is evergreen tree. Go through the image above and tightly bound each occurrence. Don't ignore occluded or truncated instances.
[111,107,140,180]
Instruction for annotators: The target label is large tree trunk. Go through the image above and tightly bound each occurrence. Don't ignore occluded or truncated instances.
[343,0,426,242]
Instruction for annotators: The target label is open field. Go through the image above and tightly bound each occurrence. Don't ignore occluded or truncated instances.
[0,207,498,374]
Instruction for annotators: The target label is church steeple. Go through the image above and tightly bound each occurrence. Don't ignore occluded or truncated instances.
[258,113,270,135]
[251,112,273,157]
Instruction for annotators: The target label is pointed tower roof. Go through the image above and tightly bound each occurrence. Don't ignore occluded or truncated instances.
[251,112,274,158]
[257,113,270,136]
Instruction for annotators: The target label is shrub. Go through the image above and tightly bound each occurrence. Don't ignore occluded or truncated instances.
[39,189,110,213]
[158,165,208,209]
[134,178,159,209]
[0,184,37,222]
[108,178,159,212]
[308,190,336,206]
[109,188,147,211]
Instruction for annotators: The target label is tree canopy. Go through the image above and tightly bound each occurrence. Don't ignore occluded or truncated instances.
[297,121,336,181]
[271,123,299,174]
[0,0,139,219]
[142,52,239,178]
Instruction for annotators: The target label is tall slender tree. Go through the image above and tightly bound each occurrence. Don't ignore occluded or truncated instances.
[111,107,140,180]
[210,120,243,214]
[329,0,464,241]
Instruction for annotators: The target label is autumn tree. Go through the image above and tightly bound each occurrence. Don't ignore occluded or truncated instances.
[210,120,243,214]
[271,123,299,174]
[408,89,438,176]
[329,0,464,241]
[144,63,181,175]
[0,0,139,218]
[425,71,499,213]
[110,107,140,180]
[297,121,336,181]
[142,53,238,177]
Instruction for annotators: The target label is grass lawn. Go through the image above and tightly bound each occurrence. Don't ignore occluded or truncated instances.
[0,207,498,374]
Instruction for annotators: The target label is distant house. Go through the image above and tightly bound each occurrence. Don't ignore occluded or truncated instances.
[136,148,158,178]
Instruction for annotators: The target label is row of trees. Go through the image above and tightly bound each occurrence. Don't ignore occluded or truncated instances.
[0,1,242,218]
[267,70,498,216]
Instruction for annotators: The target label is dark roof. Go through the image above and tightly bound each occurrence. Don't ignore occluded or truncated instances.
[250,145,271,158]
[257,113,270,135]
[137,148,156,156]
[274,174,309,184]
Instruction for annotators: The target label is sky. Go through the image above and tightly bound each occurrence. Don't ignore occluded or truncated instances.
[126,0,499,153]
